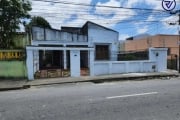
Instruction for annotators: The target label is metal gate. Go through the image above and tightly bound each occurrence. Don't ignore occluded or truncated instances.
[167,54,178,70]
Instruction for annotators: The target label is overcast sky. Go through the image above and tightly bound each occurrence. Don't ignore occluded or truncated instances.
[29,0,180,40]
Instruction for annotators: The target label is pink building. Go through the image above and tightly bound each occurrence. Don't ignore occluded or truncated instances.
[123,34,178,56]
[122,34,179,69]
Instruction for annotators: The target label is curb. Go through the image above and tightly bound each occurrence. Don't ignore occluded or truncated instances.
[84,74,179,83]
[0,85,30,92]
[28,73,179,87]
[0,73,179,91]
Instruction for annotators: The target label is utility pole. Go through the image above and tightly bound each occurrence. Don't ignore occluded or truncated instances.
[179,12,180,73]
[170,10,180,73]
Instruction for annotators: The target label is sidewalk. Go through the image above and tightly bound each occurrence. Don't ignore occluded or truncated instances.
[0,70,179,91]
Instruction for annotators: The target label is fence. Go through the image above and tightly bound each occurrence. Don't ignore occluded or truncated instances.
[118,50,148,61]
[167,54,178,70]
[94,61,156,75]
[0,50,26,79]
[92,48,167,76]
[0,61,27,79]
[0,50,25,60]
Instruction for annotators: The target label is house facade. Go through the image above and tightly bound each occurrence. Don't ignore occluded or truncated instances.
[26,21,119,80]
[26,22,168,80]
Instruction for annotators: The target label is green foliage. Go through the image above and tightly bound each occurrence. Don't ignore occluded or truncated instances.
[0,0,32,49]
[123,54,137,60]
[26,16,51,30]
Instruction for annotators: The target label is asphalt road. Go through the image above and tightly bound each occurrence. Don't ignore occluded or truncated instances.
[0,78,180,120]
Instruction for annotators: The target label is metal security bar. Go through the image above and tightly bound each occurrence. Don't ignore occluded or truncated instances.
[118,50,149,61]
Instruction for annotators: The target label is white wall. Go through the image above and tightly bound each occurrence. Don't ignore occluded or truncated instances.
[70,50,80,77]
[149,48,167,72]
[33,50,39,74]
[94,61,156,75]
[26,47,167,80]
[26,50,34,80]
[87,23,119,61]
[92,48,167,76]
[88,28,118,44]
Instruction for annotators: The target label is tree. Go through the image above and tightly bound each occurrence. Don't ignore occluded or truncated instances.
[25,16,51,44]
[0,0,32,49]
[27,16,51,29]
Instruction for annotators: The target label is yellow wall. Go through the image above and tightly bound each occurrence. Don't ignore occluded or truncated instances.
[0,50,24,60]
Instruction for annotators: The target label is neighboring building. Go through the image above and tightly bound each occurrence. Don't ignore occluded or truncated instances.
[121,34,179,69]
[126,34,151,41]
[123,34,179,55]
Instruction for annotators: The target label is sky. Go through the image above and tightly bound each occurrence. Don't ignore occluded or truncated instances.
[29,0,180,40]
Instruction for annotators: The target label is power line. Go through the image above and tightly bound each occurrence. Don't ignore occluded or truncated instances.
[28,14,172,24]
[30,10,170,16]
[30,0,172,25]
[31,0,168,12]
[30,0,173,21]
[31,3,168,15]
[29,0,178,35]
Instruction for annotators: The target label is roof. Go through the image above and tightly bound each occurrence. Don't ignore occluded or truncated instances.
[32,21,119,34]
[83,21,119,33]
[126,34,151,40]
[155,34,179,36]
[126,34,179,41]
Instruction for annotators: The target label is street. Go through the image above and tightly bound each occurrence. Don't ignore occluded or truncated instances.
[0,78,180,120]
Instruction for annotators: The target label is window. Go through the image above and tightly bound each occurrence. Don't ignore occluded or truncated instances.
[95,45,109,60]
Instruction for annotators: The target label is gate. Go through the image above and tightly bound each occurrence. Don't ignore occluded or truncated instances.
[167,54,178,70]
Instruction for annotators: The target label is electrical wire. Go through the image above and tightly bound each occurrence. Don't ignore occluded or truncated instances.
[31,0,167,12]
